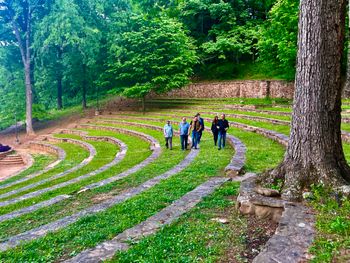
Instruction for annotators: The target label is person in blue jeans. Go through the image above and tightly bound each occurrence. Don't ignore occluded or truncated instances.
[179,117,190,150]
[163,120,174,150]
[196,113,205,144]
[217,114,229,150]
[189,116,202,149]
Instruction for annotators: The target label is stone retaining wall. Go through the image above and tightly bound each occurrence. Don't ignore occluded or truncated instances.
[237,176,315,263]
[148,80,294,99]
[29,142,65,159]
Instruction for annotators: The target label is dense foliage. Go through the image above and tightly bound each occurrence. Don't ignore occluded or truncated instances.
[107,15,197,101]
[0,0,300,130]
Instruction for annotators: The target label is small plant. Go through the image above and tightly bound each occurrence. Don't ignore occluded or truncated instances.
[330,216,350,235]
[265,179,283,192]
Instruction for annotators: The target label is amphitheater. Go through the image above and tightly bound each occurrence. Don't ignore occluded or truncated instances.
[0,94,349,262]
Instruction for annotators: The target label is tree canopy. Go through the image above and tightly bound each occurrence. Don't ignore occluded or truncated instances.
[108,15,197,100]
[0,0,302,131]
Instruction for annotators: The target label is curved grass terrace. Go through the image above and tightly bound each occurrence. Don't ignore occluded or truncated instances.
[0,154,56,187]
[0,98,348,262]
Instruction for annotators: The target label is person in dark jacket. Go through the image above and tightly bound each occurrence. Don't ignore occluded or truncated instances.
[211,115,219,146]
[217,114,229,150]
[196,113,205,144]
[189,116,202,149]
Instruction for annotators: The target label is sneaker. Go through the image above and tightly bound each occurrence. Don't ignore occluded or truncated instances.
[218,148,221,150]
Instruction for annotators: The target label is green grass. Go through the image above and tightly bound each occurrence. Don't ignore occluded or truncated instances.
[0,130,233,262]
[146,97,291,107]
[0,129,152,240]
[145,108,292,121]
[0,139,124,215]
[309,186,350,262]
[0,138,117,202]
[0,142,89,196]
[0,154,55,187]
[97,117,285,173]
[3,98,350,262]
[112,182,244,262]
[228,127,285,173]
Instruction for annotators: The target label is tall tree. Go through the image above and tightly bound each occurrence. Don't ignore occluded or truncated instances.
[34,0,84,110]
[0,46,25,130]
[180,0,275,78]
[0,0,45,135]
[262,0,350,200]
[108,15,198,113]
[258,0,299,79]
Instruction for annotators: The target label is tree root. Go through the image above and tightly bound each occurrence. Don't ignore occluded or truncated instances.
[257,161,350,201]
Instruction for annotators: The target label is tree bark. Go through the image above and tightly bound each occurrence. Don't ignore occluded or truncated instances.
[262,0,350,201]
[344,3,350,98]
[11,1,35,135]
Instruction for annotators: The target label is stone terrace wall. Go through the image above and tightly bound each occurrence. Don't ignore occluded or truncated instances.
[149,80,294,99]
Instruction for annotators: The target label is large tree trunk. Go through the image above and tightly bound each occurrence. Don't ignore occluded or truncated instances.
[24,23,34,134]
[344,3,350,98]
[262,0,350,201]
[24,61,34,135]
[5,0,39,135]
[11,1,35,135]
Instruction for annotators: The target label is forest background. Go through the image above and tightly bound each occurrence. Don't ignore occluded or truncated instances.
[0,0,300,131]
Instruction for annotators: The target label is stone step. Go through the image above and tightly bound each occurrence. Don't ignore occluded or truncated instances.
[63,174,255,263]
[0,141,192,251]
[0,160,24,164]
[0,157,24,165]
[0,143,66,190]
[64,177,232,263]
[0,134,122,206]
[0,161,24,165]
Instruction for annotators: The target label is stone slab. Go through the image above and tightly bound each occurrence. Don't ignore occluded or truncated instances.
[0,138,96,204]
[0,143,66,190]
[0,147,198,251]
[65,176,230,263]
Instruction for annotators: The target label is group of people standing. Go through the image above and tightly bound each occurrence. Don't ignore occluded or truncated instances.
[163,113,229,150]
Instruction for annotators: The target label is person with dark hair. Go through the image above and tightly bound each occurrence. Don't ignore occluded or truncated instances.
[217,114,229,150]
[211,115,219,146]
[189,116,202,149]
[179,117,190,150]
[196,113,205,144]
[0,144,11,153]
